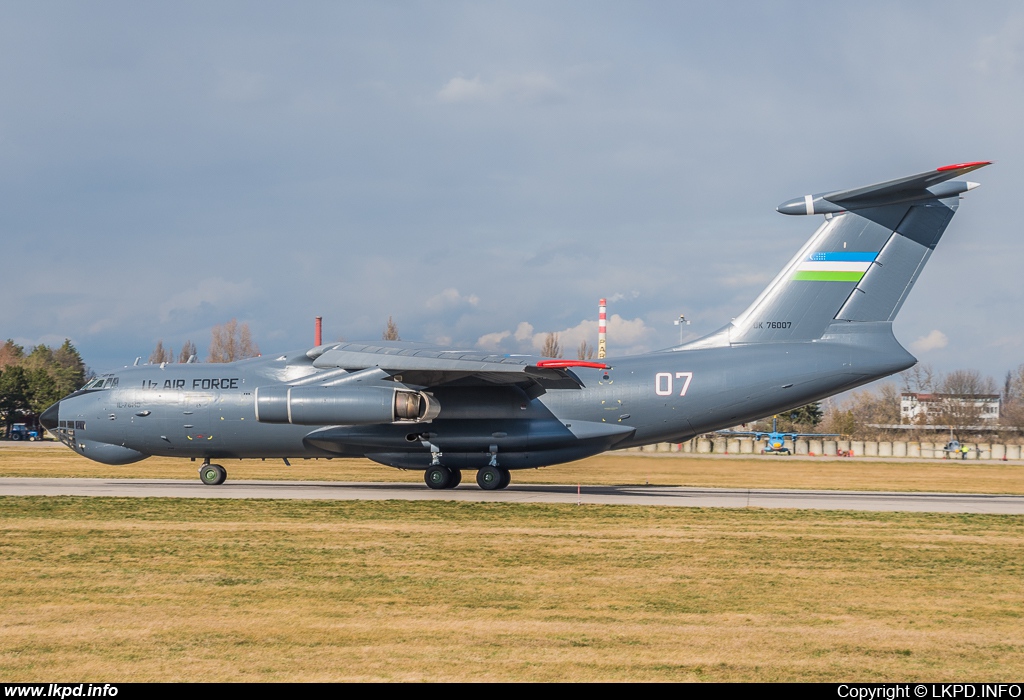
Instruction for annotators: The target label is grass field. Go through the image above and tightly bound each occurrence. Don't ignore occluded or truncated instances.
[2,496,1023,681]
[4,444,1024,494]
[5,447,1024,681]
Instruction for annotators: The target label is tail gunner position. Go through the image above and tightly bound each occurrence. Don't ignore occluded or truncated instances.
[40,162,990,490]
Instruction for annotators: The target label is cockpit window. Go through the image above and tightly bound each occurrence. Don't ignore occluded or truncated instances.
[82,376,119,390]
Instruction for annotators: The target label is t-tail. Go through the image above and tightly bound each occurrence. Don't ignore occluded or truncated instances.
[685,162,989,348]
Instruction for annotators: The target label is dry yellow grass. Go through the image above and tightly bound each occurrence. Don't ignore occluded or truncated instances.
[2,497,1023,681]
[5,443,1024,494]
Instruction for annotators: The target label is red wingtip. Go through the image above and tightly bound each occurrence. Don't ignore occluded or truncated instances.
[936,161,992,172]
[535,360,609,370]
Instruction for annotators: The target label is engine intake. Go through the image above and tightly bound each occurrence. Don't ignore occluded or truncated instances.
[254,385,437,425]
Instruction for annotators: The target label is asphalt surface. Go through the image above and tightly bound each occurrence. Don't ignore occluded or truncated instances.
[2,477,1023,514]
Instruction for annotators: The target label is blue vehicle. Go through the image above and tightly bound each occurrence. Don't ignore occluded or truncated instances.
[8,423,42,441]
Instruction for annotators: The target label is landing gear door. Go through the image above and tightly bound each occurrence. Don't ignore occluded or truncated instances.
[182,392,213,447]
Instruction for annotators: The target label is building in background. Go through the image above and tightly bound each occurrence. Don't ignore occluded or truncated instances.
[900,393,1001,424]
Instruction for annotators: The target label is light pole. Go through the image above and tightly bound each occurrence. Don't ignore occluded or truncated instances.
[673,314,690,344]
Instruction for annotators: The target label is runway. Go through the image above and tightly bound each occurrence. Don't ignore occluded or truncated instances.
[2,477,1023,514]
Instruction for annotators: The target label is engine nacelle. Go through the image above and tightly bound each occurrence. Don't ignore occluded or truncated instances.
[254,385,437,425]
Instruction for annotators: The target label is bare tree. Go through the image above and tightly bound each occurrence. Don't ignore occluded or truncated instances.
[208,320,260,363]
[382,316,400,341]
[819,401,857,436]
[541,332,563,358]
[935,369,996,437]
[149,340,173,364]
[0,340,24,369]
[178,340,197,363]
[820,383,900,438]
[1003,364,1024,431]
[901,364,935,393]
[576,340,595,361]
[1009,364,1024,404]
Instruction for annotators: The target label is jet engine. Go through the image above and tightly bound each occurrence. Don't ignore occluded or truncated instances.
[254,385,438,425]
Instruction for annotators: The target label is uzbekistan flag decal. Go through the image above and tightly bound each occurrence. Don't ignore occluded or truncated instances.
[791,251,877,282]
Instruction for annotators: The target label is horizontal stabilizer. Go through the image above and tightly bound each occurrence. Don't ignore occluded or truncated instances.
[683,162,990,346]
[777,162,989,216]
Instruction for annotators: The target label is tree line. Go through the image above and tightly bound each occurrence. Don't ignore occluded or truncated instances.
[148,320,259,364]
[0,339,86,435]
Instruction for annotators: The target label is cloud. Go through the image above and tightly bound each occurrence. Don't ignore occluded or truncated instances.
[476,316,654,356]
[477,322,535,351]
[425,288,479,311]
[720,271,774,289]
[437,72,562,104]
[476,330,510,350]
[513,322,534,342]
[607,291,640,303]
[437,76,488,103]
[911,330,949,353]
[158,278,257,323]
[532,314,655,355]
[974,15,1024,76]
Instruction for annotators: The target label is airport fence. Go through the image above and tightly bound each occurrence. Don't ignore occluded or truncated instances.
[619,438,1024,460]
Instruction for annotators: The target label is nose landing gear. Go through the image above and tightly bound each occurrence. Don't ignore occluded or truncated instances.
[199,461,227,485]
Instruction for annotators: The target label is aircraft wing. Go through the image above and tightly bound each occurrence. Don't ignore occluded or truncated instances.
[306,342,607,392]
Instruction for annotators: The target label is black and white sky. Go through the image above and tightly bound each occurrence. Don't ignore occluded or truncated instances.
[1,1,1021,380]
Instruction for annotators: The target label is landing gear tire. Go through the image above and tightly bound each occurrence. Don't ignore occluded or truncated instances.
[449,469,462,488]
[199,464,227,485]
[424,465,453,490]
[477,465,510,491]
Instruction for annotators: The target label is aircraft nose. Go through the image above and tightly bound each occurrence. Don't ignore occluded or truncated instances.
[40,402,60,431]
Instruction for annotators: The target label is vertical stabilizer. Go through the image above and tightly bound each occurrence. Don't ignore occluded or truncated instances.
[722,163,988,345]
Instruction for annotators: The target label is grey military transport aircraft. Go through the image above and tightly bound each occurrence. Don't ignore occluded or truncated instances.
[40,162,989,490]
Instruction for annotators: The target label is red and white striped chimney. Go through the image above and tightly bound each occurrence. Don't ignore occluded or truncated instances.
[598,298,607,359]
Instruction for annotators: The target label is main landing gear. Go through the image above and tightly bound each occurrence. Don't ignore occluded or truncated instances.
[424,465,462,490]
[476,465,511,491]
[422,443,512,491]
[199,461,227,486]
[422,464,512,490]
[476,444,510,490]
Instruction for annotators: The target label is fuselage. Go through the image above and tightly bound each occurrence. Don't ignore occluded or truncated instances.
[41,322,914,470]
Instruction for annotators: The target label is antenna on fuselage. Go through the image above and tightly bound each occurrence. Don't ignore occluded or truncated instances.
[186,355,196,364]
[133,357,140,366]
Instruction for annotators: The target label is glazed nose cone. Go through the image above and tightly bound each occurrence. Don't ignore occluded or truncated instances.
[40,402,59,431]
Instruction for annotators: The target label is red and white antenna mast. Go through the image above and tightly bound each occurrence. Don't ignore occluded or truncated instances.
[598,298,607,359]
